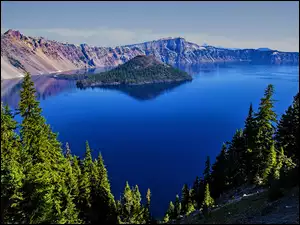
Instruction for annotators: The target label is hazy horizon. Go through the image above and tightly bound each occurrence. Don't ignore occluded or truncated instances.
[1,1,299,52]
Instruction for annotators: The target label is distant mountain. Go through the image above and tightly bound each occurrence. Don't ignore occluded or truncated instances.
[76,55,192,88]
[1,29,299,80]
[257,48,273,51]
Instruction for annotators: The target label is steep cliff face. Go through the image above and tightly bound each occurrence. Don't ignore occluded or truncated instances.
[1,29,299,79]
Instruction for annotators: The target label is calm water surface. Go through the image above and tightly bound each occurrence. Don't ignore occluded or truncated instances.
[1,64,299,218]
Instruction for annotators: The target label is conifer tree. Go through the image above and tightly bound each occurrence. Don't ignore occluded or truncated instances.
[144,188,151,223]
[262,143,277,185]
[18,72,80,223]
[252,84,277,184]
[243,103,257,182]
[191,176,200,209]
[227,129,247,187]
[203,156,211,184]
[90,152,118,224]
[174,194,181,218]
[1,104,24,223]
[121,181,134,223]
[202,183,214,214]
[164,201,174,222]
[210,143,228,198]
[181,184,190,214]
[275,93,299,164]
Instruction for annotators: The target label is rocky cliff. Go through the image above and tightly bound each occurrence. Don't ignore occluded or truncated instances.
[1,29,299,79]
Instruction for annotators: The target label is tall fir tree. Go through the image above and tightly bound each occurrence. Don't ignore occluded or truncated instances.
[243,103,257,182]
[18,72,80,223]
[227,129,247,187]
[174,194,181,219]
[252,84,277,184]
[1,104,24,223]
[203,156,211,184]
[90,152,118,224]
[275,92,299,164]
[202,183,214,214]
[210,143,229,199]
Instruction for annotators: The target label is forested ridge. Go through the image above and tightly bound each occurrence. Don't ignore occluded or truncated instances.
[76,55,192,88]
[1,72,299,224]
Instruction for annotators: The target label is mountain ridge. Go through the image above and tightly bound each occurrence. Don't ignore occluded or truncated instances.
[1,29,299,80]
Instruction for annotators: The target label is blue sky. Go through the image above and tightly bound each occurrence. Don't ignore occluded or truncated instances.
[1,1,299,51]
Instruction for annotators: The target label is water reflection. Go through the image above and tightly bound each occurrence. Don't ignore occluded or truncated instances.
[1,63,220,108]
[84,81,191,101]
[1,75,76,109]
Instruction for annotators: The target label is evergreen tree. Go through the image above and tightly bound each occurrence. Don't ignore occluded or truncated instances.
[274,147,284,180]
[164,201,174,222]
[191,176,200,209]
[210,143,228,199]
[262,143,277,185]
[243,103,257,182]
[181,184,190,214]
[174,194,181,219]
[203,156,211,184]
[1,104,24,223]
[144,188,151,223]
[202,183,214,214]
[275,93,299,164]
[18,72,80,223]
[90,152,118,224]
[252,84,277,184]
[227,129,247,187]
[121,181,134,223]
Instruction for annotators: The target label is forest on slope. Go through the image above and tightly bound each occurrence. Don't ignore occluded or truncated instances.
[76,55,192,88]
[1,72,299,224]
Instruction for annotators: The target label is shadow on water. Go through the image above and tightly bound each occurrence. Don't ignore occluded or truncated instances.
[81,81,191,101]
[1,63,223,107]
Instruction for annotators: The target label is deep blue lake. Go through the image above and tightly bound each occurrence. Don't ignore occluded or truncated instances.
[1,64,299,218]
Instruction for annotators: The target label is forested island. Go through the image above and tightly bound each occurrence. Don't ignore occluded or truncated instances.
[1,72,299,224]
[75,55,192,88]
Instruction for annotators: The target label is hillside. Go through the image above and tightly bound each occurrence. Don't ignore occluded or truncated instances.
[1,29,299,79]
[76,55,192,87]
[173,186,299,224]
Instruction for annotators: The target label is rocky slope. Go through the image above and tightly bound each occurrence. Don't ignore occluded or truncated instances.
[1,29,299,79]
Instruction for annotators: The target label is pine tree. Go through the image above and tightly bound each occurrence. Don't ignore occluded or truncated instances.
[275,92,299,164]
[1,104,24,223]
[203,156,211,184]
[210,143,229,199]
[144,188,151,223]
[18,72,80,223]
[274,147,284,180]
[252,84,277,184]
[121,181,134,223]
[262,143,277,185]
[227,129,247,187]
[90,152,118,224]
[164,201,174,222]
[181,184,190,214]
[243,103,257,182]
[202,183,214,214]
[77,142,93,222]
[174,194,181,219]
[191,176,200,209]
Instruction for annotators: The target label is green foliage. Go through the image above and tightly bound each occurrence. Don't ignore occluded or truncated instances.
[174,194,181,219]
[203,156,211,184]
[252,84,277,184]
[210,143,229,199]
[203,184,214,209]
[1,104,24,223]
[262,143,277,185]
[275,92,299,164]
[76,55,192,87]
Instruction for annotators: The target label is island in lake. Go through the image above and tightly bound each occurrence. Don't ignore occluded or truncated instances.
[76,55,193,88]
